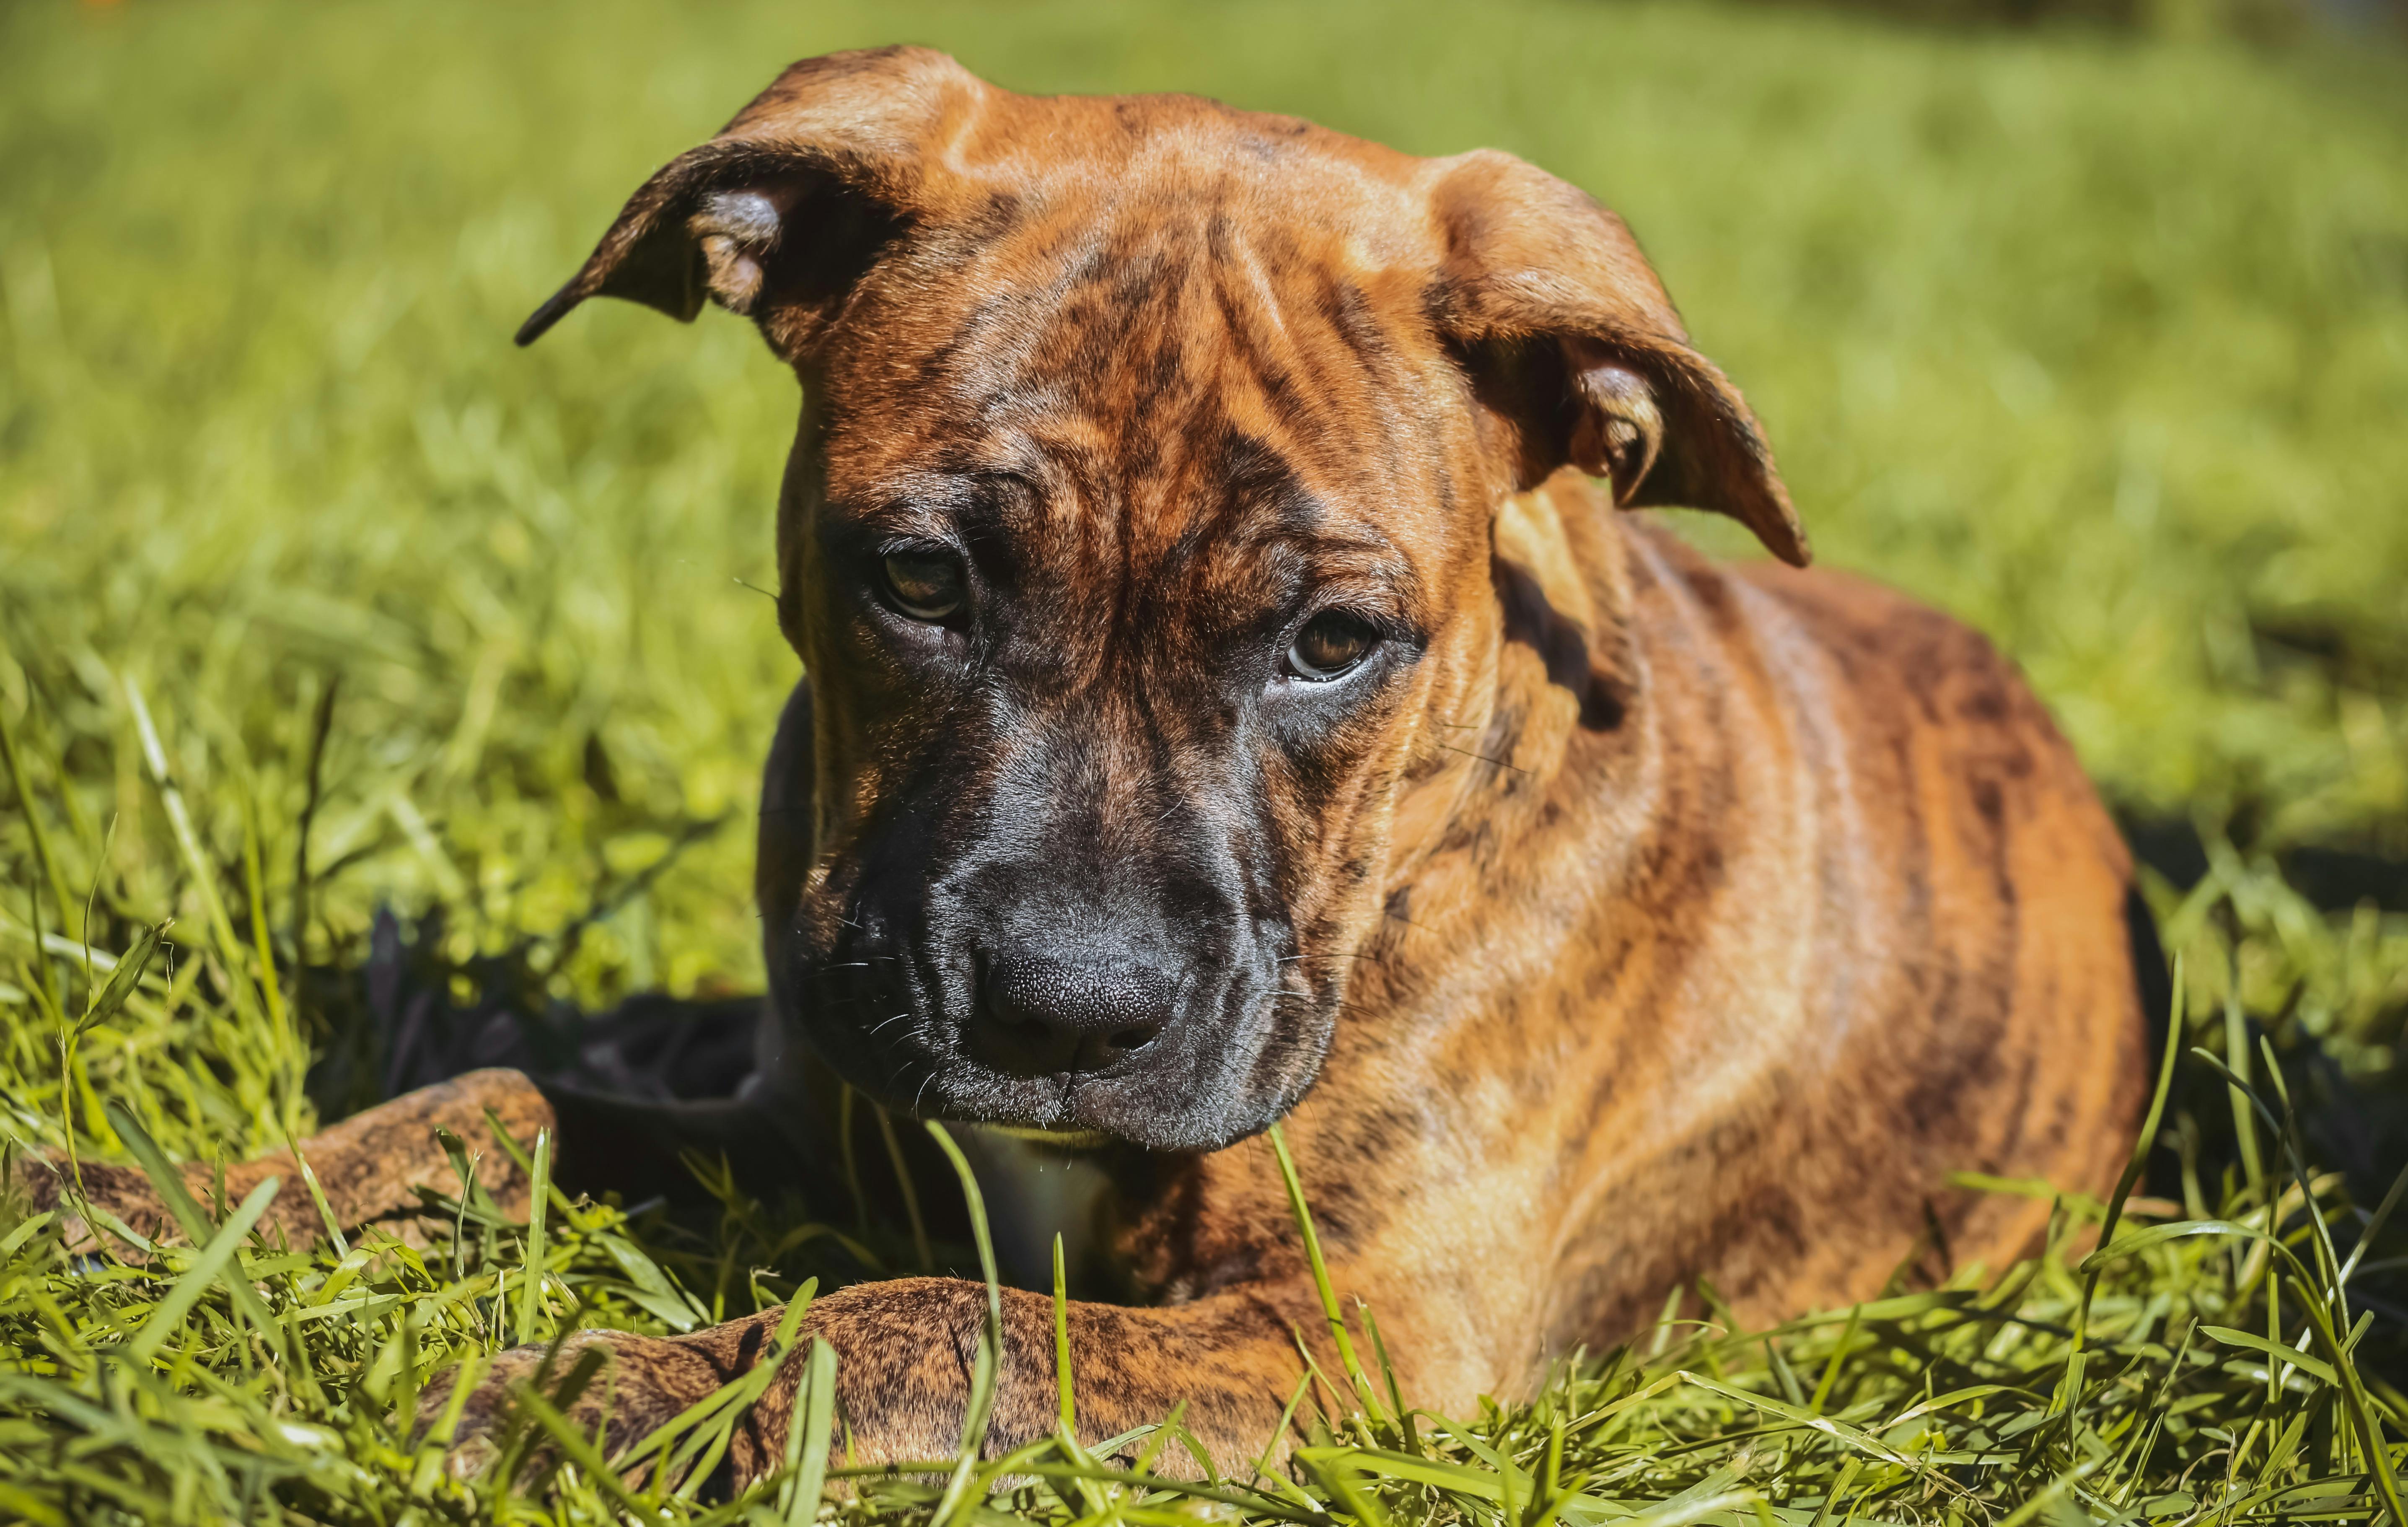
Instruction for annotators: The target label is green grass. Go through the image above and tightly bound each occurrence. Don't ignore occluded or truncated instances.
[3,1000,2407,1526]
[3,0,2408,1521]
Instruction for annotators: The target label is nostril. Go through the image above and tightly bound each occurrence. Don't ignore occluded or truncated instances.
[970,954,1175,1076]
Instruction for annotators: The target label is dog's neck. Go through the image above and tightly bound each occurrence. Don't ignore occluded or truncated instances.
[1369,469,1660,978]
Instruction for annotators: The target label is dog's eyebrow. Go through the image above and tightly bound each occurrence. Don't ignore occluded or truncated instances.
[841,469,1025,541]
[1231,515,1399,561]
[1274,533,1417,599]
[1227,525,1423,633]
[1209,436,1407,570]
[845,503,968,545]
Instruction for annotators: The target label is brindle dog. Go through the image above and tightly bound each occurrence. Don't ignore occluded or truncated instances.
[30,45,2151,1486]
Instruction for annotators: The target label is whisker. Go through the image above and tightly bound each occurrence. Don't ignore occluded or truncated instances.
[1266,991,1372,1016]
[1437,741,1530,775]
[801,959,891,982]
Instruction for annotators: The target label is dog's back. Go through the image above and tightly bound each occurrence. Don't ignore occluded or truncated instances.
[1600,522,2149,1325]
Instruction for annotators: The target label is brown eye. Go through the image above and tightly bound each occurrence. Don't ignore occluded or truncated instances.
[1285,610,1379,682]
[882,550,965,621]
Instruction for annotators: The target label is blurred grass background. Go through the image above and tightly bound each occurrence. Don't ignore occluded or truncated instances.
[3,0,2406,1126]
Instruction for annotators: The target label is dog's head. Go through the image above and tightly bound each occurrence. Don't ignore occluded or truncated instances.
[525,47,1802,1152]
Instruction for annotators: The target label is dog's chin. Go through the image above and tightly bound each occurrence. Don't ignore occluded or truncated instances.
[906,1061,1302,1156]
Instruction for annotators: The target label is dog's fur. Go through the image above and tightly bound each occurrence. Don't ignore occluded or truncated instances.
[28,47,2150,1486]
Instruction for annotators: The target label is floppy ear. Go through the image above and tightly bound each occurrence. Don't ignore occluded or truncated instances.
[1430,150,1809,567]
[514,45,976,361]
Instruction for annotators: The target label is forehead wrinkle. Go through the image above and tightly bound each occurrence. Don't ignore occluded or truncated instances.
[920,190,1373,441]
[887,211,1131,420]
[1211,207,1293,347]
[1121,326,1413,599]
[1194,220,1420,491]
[852,177,1445,591]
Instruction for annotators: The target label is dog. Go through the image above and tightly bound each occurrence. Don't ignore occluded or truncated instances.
[31,44,2152,1488]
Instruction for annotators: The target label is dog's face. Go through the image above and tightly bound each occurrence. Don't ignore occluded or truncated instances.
[523,48,1801,1152]
[769,218,1462,1153]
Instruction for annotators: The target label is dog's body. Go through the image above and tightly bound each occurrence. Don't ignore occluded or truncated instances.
[30,47,2149,1484]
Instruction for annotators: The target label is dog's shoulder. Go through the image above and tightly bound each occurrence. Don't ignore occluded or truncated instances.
[1611,518,2127,889]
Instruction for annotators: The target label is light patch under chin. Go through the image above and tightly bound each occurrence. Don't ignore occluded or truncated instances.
[948,1125,1114,1290]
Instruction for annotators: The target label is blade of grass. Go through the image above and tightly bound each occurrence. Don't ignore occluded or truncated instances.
[239,787,286,1037]
[281,1128,349,1259]
[1054,1231,1077,1441]
[1808,1305,1862,1415]
[122,674,264,1023]
[517,1127,552,1345]
[878,1102,932,1272]
[924,1120,1002,1527]
[1267,1120,1384,1421]
[641,1281,818,1498]
[105,1099,223,1246]
[780,1337,838,1527]
[2223,976,2266,1202]
[74,920,166,1041]
[124,1175,282,1364]
[2338,1155,2408,1288]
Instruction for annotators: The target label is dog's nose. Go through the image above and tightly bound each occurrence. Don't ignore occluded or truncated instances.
[969,955,1173,1077]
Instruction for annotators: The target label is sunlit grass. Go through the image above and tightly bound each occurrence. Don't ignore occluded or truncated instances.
[3,908,2405,1524]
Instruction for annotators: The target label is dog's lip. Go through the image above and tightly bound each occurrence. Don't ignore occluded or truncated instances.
[916,1055,1166,1148]
[978,1122,1117,1149]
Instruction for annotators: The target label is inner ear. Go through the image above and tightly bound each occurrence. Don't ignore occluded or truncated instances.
[694,175,909,357]
[1451,336,1668,508]
[1563,342,1664,508]
[690,188,792,315]
[515,155,912,358]
[1456,329,1810,568]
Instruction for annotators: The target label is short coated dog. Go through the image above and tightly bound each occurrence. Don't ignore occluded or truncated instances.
[32,45,2152,1486]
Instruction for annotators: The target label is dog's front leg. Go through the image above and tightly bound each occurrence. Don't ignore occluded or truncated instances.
[440,1275,1327,1489]
[13,1068,552,1250]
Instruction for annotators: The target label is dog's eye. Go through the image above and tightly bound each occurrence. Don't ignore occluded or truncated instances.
[1285,611,1380,682]
[881,550,965,621]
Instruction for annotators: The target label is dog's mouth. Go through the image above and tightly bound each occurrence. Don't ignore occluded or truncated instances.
[790,964,1332,1156]
[916,1054,1207,1151]
[775,900,1334,1154]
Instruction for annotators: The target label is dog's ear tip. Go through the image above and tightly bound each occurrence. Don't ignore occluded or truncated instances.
[1746,485,1812,569]
[513,287,579,347]
[1760,514,1812,569]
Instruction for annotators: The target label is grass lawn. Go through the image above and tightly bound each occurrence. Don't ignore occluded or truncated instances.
[3,0,2407,1522]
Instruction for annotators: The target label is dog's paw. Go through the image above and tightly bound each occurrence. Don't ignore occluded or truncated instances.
[424,1285,989,1494]
[7,1154,314,1255]
[426,1329,737,1487]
